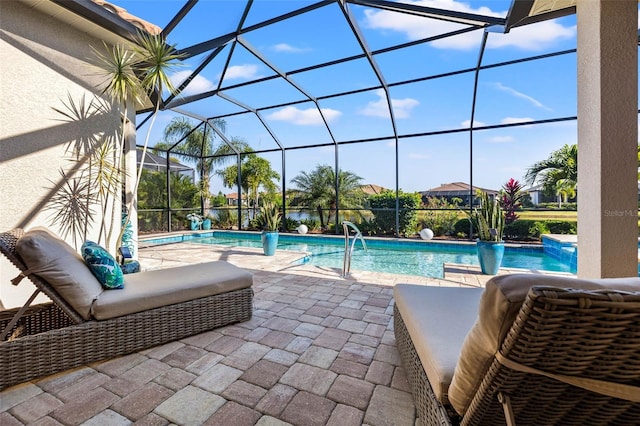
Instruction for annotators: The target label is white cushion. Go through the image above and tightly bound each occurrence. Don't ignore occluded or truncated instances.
[16,227,103,320]
[394,284,483,404]
[91,261,253,319]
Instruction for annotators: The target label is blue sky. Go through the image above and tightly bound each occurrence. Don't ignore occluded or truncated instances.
[112,1,638,195]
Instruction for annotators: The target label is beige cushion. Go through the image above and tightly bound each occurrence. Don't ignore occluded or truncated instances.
[394,284,483,404]
[448,274,640,416]
[92,261,253,320]
[15,227,103,320]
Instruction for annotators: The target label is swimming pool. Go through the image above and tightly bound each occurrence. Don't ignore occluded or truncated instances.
[141,231,574,279]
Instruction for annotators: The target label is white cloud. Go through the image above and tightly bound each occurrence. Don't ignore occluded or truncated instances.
[488,21,575,50]
[487,135,514,143]
[219,64,261,81]
[170,70,215,96]
[461,119,486,128]
[358,89,419,118]
[493,83,552,111]
[409,153,431,159]
[501,117,534,124]
[362,0,574,51]
[266,105,342,125]
[272,43,310,53]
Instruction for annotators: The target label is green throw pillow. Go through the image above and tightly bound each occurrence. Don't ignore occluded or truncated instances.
[81,241,124,290]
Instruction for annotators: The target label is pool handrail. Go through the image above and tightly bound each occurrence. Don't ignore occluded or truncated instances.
[342,221,367,277]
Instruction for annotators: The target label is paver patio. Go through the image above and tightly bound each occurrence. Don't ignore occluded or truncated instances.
[0,240,571,425]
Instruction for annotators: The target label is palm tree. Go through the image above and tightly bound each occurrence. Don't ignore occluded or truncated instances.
[157,118,252,209]
[525,144,577,198]
[289,165,364,229]
[217,153,280,216]
[555,178,576,208]
[88,39,143,249]
[91,30,185,252]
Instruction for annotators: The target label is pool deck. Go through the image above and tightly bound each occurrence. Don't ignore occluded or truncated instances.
[0,242,574,426]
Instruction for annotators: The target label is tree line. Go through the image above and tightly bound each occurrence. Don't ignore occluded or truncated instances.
[139,116,639,233]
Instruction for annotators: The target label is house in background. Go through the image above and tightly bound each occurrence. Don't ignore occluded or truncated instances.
[420,182,498,206]
[523,184,544,206]
[224,193,248,206]
[359,184,388,196]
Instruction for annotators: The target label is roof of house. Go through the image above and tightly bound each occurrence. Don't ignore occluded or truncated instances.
[360,184,388,195]
[420,182,498,196]
[92,0,161,35]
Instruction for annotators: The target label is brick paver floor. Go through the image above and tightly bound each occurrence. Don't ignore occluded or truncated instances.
[1,238,570,425]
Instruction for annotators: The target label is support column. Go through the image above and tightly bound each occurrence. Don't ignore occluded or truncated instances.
[577,1,638,278]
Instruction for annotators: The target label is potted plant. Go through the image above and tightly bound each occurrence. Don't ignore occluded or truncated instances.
[470,191,505,275]
[257,202,281,256]
[187,213,202,231]
[202,215,213,230]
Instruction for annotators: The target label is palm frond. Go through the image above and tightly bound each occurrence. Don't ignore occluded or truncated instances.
[89,140,125,198]
[132,31,185,98]
[90,42,143,106]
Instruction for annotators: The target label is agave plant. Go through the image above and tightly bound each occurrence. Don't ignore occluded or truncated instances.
[471,191,505,242]
[256,202,281,232]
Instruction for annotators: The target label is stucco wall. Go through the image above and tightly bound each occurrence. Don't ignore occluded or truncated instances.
[0,2,128,308]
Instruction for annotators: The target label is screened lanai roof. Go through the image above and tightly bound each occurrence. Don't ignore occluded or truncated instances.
[129,0,578,153]
[41,0,637,198]
[137,150,194,177]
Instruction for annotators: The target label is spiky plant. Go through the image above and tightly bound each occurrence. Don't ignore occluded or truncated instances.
[499,178,524,224]
[257,202,281,232]
[472,191,505,242]
[112,30,184,251]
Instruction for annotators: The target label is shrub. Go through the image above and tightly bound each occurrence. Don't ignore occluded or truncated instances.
[545,220,577,234]
[529,221,550,238]
[536,202,577,211]
[368,191,421,237]
[355,218,379,236]
[504,220,538,240]
[419,197,461,236]
[214,209,239,229]
[453,218,472,238]
[299,218,320,231]
[503,219,575,239]
[283,217,300,232]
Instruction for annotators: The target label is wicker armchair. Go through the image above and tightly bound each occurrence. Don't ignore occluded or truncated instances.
[0,228,254,390]
[394,276,640,426]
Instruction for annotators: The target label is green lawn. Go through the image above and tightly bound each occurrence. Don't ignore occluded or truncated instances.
[517,210,577,221]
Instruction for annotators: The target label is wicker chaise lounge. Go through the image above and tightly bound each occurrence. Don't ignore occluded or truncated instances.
[394,274,640,426]
[0,228,254,391]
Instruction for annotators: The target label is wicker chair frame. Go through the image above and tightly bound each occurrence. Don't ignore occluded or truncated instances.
[0,229,253,390]
[395,285,640,426]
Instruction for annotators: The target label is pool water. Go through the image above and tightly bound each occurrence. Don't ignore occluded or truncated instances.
[143,231,574,279]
